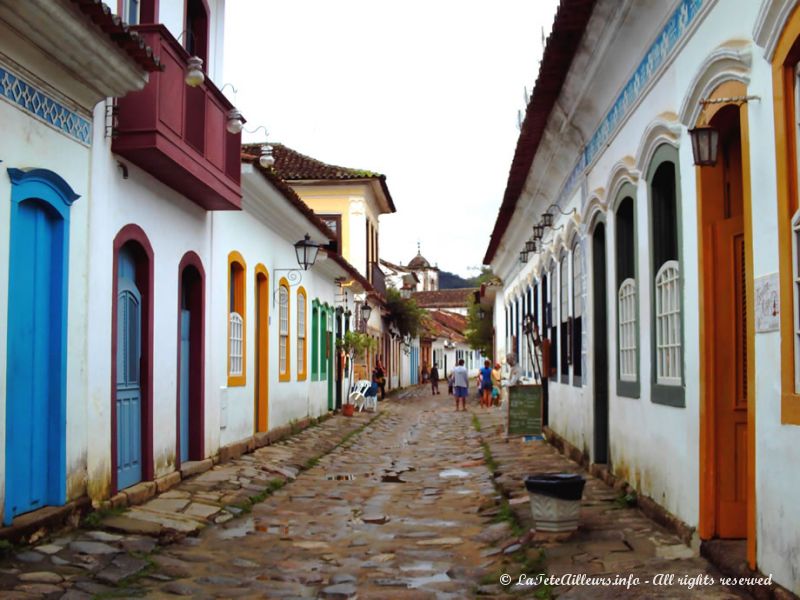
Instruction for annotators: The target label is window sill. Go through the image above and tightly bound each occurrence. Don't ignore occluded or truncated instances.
[572,375,582,388]
[652,383,685,407]
[617,380,640,399]
[781,393,800,425]
[278,373,291,383]
[227,375,246,387]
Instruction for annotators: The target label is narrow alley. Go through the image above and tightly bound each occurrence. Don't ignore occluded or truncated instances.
[0,388,753,599]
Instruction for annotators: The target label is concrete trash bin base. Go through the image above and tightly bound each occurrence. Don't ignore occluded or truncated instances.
[525,474,586,533]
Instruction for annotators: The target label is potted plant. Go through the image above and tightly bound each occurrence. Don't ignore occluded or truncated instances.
[337,331,377,416]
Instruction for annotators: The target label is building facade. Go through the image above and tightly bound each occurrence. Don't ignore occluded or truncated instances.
[484,0,800,592]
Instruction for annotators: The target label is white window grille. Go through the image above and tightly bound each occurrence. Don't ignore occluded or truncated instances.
[297,294,306,375]
[229,312,243,376]
[655,260,681,385]
[618,278,637,381]
[279,286,289,375]
[560,254,569,323]
[573,244,583,318]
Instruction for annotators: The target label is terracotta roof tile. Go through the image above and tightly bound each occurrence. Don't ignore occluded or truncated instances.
[69,0,162,72]
[262,143,397,213]
[241,150,336,241]
[412,288,478,309]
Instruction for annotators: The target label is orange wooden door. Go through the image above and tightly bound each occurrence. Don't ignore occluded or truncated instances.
[711,214,747,538]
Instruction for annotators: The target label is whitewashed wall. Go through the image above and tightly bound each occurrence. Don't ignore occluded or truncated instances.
[86,101,212,498]
[0,87,92,515]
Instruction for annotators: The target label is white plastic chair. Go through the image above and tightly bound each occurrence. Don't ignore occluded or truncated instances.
[349,380,376,412]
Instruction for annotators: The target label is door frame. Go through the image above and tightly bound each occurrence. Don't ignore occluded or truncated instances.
[176,252,205,466]
[4,168,77,523]
[591,216,610,464]
[111,225,154,493]
[254,265,269,433]
[694,81,756,564]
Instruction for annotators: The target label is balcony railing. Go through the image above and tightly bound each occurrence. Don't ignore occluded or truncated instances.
[371,261,386,298]
[112,24,242,211]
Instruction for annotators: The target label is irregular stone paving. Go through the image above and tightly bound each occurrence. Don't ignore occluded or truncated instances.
[0,388,757,599]
[474,406,752,599]
[0,402,379,598]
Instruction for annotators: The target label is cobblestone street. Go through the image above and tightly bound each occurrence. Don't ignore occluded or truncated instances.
[0,387,754,599]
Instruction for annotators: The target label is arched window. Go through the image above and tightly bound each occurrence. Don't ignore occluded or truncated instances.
[615,188,639,397]
[560,252,570,382]
[648,146,684,405]
[297,288,307,380]
[572,241,584,386]
[227,252,246,386]
[278,279,290,381]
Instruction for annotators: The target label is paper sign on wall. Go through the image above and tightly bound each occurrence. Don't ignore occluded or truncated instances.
[755,273,780,333]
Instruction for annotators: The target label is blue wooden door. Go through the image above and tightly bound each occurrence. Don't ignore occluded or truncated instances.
[5,200,63,523]
[180,309,190,463]
[116,249,143,490]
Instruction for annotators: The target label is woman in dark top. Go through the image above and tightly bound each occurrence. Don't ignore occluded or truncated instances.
[429,363,440,395]
[479,360,494,408]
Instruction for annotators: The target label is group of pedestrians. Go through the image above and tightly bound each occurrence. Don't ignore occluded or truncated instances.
[428,359,502,411]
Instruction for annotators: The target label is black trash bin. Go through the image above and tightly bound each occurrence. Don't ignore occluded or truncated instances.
[524,474,586,532]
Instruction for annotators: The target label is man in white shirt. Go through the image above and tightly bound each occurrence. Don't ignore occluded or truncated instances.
[452,359,469,412]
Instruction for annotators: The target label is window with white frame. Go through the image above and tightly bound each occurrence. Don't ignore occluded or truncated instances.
[618,279,637,380]
[655,261,681,384]
[560,253,570,379]
[615,194,638,390]
[229,313,243,376]
[649,152,683,401]
[279,285,289,378]
[122,0,140,24]
[572,241,584,383]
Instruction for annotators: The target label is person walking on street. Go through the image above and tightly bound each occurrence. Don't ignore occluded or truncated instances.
[453,359,469,411]
[430,363,440,395]
[491,362,502,406]
[479,360,494,408]
[447,370,455,396]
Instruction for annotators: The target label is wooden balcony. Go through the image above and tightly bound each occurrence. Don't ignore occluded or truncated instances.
[112,24,241,210]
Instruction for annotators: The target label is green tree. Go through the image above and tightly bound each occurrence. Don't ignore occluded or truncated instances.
[385,288,425,338]
[465,297,493,356]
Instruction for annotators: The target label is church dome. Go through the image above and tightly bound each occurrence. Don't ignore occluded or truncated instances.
[408,251,431,269]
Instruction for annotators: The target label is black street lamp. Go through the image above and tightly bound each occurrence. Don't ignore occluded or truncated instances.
[360,302,372,323]
[688,125,719,167]
[294,233,321,270]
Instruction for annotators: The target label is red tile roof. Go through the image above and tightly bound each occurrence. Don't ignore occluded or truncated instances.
[268,143,397,213]
[413,288,477,309]
[483,0,595,264]
[69,0,162,72]
[241,149,378,298]
[421,310,468,343]
[241,149,336,241]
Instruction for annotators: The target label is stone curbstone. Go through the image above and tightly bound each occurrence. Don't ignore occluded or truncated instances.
[155,471,181,493]
[124,481,156,506]
[180,458,213,479]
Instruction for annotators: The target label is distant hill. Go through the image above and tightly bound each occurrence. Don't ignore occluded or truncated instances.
[439,270,480,289]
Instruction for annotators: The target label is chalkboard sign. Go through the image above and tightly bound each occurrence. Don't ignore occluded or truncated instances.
[507,384,543,436]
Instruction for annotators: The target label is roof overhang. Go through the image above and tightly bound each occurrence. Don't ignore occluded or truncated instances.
[0,0,158,109]
[483,0,596,265]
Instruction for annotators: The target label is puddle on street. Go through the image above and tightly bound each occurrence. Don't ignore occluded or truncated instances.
[326,473,374,481]
[215,516,254,539]
[380,472,405,483]
[400,561,436,572]
[438,469,470,479]
[407,572,452,588]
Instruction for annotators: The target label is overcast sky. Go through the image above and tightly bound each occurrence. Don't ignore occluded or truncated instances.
[224,0,559,277]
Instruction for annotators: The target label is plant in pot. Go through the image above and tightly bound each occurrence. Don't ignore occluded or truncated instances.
[337,331,377,416]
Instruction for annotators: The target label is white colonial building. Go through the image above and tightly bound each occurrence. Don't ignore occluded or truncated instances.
[485,0,800,593]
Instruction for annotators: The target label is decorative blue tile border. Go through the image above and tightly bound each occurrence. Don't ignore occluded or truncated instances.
[557,0,703,208]
[0,66,92,145]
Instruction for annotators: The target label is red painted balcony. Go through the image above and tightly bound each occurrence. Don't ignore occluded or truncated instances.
[112,24,241,210]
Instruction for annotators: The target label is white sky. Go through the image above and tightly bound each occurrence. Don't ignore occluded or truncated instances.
[223,0,559,278]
